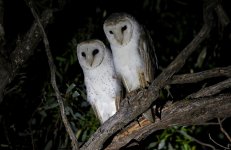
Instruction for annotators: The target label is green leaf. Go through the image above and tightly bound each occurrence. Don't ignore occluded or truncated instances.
[43,102,59,110]
[72,90,80,98]
[158,139,166,149]
[66,83,76,94]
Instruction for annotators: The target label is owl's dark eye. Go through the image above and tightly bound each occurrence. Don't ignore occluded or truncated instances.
[81,52,86,57]
[109,30,113,34]
[92,49,99,56]
[121,25,127,32]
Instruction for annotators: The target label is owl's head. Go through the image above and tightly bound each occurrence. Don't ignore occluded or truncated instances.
[103,13,137,47]
[77,39,105,70]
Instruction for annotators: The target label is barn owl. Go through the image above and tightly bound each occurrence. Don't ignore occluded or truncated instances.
[103,13,158,122]
[77,39,122,124]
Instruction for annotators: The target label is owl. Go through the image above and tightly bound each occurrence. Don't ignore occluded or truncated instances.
[103,13,158,121]
[77,39,122,124]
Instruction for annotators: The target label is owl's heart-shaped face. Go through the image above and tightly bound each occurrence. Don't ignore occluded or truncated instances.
[103,16,133,47]
[77,40,105,69]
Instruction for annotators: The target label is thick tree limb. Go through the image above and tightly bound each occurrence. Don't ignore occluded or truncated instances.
[106,94,231,149]
[169,66,231,84]
[28,2,79,150]
[188,78,231,98]
[80,1,217,149]
[0,8,53,103]
[10,9,53,71]
[106,71,231,149]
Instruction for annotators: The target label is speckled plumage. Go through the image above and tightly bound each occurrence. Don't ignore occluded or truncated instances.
[103,13,158,121]
[77,39,122,124]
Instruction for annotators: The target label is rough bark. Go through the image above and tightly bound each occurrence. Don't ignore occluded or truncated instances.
[0,9,53,103]
[106,94,231,150]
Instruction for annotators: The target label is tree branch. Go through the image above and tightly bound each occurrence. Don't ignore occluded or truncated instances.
[218,118,231,143]
[188,78,231,98]
[28,2,79,150]
[0,8,53,103]
[80,1,217,149]
[209,133,230,149]
[106,94,231,149]
[215,3,230,27]
[178,130,216,150]
[169,66,231,84]
[10,9,53,71]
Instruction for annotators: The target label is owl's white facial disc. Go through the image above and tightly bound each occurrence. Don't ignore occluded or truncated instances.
[104,17,133,47]
[77,40,105,70]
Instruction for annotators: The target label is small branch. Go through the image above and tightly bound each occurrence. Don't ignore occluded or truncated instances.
[169,66,231,84]
[209,133,230,149]
[28,2,79,150]
[106,94,231,149]
[199,118,226,125]
[215,3,230,27]
[218,118,231,143]
[178,130,216,150]
[188,78,231,98]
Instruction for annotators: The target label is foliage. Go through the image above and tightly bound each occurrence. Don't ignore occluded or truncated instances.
[147,126,197,150]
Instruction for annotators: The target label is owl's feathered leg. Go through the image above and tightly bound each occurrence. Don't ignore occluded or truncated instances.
[115,95,121,111]
[138,72,147,88]
[122,75,131,93]
[91,103,103,124]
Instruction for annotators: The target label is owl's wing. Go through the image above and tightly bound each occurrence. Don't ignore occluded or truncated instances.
[138,26,158,84]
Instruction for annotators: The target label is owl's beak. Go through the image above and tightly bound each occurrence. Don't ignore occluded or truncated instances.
[114,31,124,45]
[86,57,94,67]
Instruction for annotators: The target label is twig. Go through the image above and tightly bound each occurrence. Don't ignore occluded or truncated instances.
[169,66,231,84]
[28,2,79,150]
[2,119,13,150]
[199,118,226,125]
[178,130,216,150]
[215,4,230,27]
[209,133,230,149]
[218,118,231,143]
[187,78,231,98]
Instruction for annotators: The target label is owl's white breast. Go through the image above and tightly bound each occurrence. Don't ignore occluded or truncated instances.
[111,35,144,91]
[83,50,120,122]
